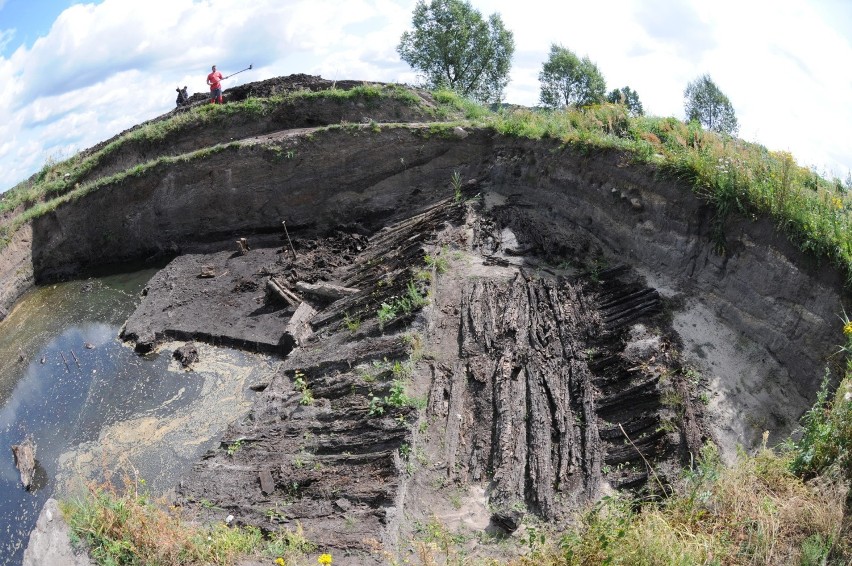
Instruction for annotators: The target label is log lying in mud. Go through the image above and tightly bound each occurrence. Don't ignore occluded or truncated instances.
[295,281,359,301]
[11,438,36,490]
[266,277,300,306]
[283,301,317,348]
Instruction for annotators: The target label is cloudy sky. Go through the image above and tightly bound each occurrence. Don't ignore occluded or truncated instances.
[1,0,850,191]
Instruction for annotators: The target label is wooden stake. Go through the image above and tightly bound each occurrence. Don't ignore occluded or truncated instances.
[281,221,297,260]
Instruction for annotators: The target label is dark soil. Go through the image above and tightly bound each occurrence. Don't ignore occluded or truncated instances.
[119,196,707,563]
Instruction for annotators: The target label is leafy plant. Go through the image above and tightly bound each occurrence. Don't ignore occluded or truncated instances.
[451,169,463,202]
[342,312,361,333]
[61,475,315,565]
[293,371,314,406]
[226,439,244,456]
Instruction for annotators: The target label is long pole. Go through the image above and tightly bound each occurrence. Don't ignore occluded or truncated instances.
[282,221,297,260]
[223,64,253,80]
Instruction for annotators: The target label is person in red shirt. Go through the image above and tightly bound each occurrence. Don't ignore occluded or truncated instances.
[207,65,224,104]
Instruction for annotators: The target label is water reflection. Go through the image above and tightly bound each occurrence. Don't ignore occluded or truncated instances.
[0,271,269,565]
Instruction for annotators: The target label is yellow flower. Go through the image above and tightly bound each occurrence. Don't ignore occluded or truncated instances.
[833,197,843,210]
[318,553,333,565]
[844,321,852,336]
[275,558,285,566]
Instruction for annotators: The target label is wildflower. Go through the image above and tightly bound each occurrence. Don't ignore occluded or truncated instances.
[833,197,843,210]
[844,321,852,336]
[275,558,286,566]
[318,553,333,565]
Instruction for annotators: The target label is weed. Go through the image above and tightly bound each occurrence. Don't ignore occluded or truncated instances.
[377,302,396,328]
[451,169,463,202]
[61,475,315,565]
[293,371,314,406]
[342,312,361,333]
[226,439,244,456]
[368,379,417,417]
[424,253,449,274]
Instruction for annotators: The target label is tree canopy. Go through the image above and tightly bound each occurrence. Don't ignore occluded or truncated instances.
[538,45,606,109]
[606,86,644,117]
[684,74,738,135]
[397,0,515,103]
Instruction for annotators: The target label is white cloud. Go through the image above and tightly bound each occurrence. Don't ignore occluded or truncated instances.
[1,0,851,190]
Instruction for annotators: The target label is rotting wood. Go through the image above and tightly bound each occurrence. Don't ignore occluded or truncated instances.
[267,277,301,306]
[283,301,317,347]
[236,238,250,255]
[295,281,360,300]
[11,438,36,490]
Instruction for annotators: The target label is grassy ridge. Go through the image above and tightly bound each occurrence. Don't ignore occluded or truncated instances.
[4,86,850,286]
[0,84,427,221]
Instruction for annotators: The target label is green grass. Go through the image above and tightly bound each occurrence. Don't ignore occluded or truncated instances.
[0,83,438,228]
[61,476,316,565]
[9,85,849,287]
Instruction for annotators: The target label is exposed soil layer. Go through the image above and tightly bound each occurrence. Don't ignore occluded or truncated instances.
[119,199,704,563]
[4,76,850,562]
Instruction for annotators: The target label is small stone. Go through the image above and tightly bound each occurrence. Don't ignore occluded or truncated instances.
[225,514,234,524]
[173,342,199,368]
[259,470,275,495]
[452,126,469,139]
[84,342,95,349]
[630,198,643,211]
[198,265,216,278]
[334,498,352,512]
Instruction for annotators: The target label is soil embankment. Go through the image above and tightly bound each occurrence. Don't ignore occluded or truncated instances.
[1,76,847,563]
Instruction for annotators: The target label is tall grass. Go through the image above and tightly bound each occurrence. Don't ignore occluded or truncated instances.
[3,87,851,285]
[62,474,315,565]
[0,83,434,221]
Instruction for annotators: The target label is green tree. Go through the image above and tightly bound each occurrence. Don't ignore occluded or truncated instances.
[606,86,644,116]
[397,0,515,103]
[683,74,738,135]
[538,44,606,109]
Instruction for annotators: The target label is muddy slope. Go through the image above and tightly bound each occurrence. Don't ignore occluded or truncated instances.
[3,121,844,453]
[128,198,696,563]
[4,85,848,560]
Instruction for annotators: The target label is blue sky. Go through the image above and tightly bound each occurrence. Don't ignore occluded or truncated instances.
[1,0,850,191]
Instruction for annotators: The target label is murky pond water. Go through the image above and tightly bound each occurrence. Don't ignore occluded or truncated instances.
[0,271,273,565]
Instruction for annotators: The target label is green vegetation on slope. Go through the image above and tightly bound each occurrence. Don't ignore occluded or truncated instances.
[62,475,317,565]
[6,85,849,288]
[0,83,427,221]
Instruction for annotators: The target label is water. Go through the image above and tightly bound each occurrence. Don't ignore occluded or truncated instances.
[0,271,271,565]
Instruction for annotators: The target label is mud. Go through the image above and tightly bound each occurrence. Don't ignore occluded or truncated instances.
[112,197,705,563]
[6,76,851,563]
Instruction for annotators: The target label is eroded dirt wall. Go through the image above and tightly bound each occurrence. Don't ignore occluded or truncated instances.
[11,128,850,449]
[0,225,33,320]
[29,127,485,281]
[481,139,847,449]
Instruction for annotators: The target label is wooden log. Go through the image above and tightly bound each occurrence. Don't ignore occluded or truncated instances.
[267,277,301,306]
[295,281,360,300]
[283,301,317,347]
[236,238,250,255]
[12,438,36,490]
